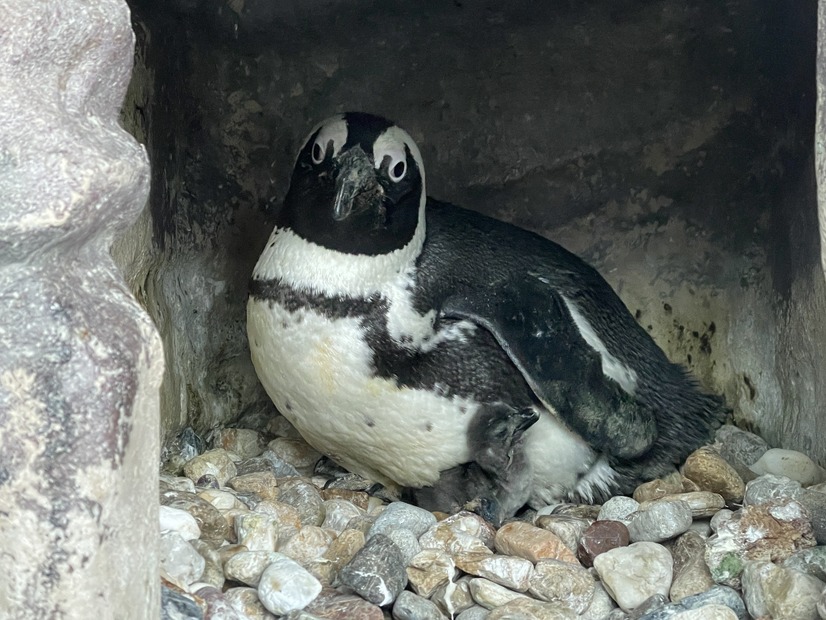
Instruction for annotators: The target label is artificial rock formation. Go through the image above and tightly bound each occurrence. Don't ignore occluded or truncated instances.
[0,1,163,617]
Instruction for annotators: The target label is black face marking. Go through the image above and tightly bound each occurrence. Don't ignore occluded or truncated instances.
[425,422,433,432]
[365,417,376,428]
[281,113,422,256]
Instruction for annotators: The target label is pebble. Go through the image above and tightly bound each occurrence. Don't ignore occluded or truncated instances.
[652,492,726,519]
[198,488,245,511]
[593,542,673,612]
[670,532,715,602]
[337,534,407,606]
[633,472,684,503]
[577,520,630,567]
[160,505,202,541]
[224,550,280,586]
[528,559,596,613]
[321,498,363,532]
[420,513,494,556]
[277,479,325,526]
[319,488,371,510]
[223,587,276,619]
[235,512,278,552]
[534,514,591,552]
[194,585,245,620]
[190,540,225,589]
[715,424,769,468]
[267,438,322,475]
[384,527,422,565]
[551,503,602,519]
[268,415,303,440]
[407,549,456,598]
[743,472,802,505]
[819,590,826,620]
[741,560,825,620]
[161,490,232,545]
[635,586,747,620]
[161,584,202,620]
[368,501,437,539]
[705,498,816,587]
[783,545,826,581]
[495,521,579,564]
[627,500,693,543]
[681,447,745,502]
[670,605,737,619]
[800,487,826,544]
[598,496,640,524]
[581,582,618,620]
[160,531,205,588]
[257,554,322,615]
[749,448,826,486]
[227,471,280,502]
[392,590,446,620]
[212,428,265,460]
[183,448,238,486]
[278,525,333,566]
[307,527,365,585]
[487,597,576,619]
[304,588,383,619]
[235,453,301,479]
[431,575,475,616]
[454,552,534,592]
[160,475,198,494]
[468,577,530,609]
[455,607,490,620]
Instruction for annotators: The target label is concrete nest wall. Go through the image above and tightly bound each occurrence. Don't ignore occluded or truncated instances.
[119,0,825,462]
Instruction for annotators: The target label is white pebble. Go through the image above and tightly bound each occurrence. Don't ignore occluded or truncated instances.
[257,553,322,615]
[160,505,201,541]
[593,541,673,612]
[160,531,205,588]
[750,449,826,487]
[598,496,640,524]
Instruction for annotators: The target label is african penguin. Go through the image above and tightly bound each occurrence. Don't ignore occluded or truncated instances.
[247,112,727,524]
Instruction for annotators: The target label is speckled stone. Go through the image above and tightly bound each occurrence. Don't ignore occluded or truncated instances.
[304,588,383,619]
[431,575,476,617]
[235,452,301,478]
[306,527,365,585]
[420,513,495,556]
[257,554,322,615]
[783,545,826,581]
[632,594,669,617]
[495,521,579,564]
[468,577,530,609]
[160,531,205,588]
[320,499,363,533]
[277,479,326,526]
[743,473,803,506]
[223,587,275,620]
[580,582,618,620]
[710,509,734,533]
[190,540,225,589]
[183,448,238,486]
[534,514,592,553]
[750,448,826,487]
[407,549,456,598]
[267,438,323,476]
[337,534,407,606]
[392,590,446,620]
[161,505,202,541]
[670,532,715,602]
[799,488,826,545]
[627,500,693,543]
[681,447,745,502]
[578,520,630,567]
[714,424,769,468]
[368,501,437,540]
[161,585,203,620]
[212,428,266,460]
[633,472,684,503]
[705,499,816,588]
[384,527,422,566]
[161,490,232,546]
[454,552,534,592]
[741,560,825,620]
[652,492,726,519]
[224,550,280,586]
[487,598,576,619]
[634,586,747,620]
[193,585,244,620]
[455,606,490,620]
[278,526,334,566]
[528,559,596,613]
[227,471,280,502]
[593,542,673,612]
[235,512,278,552]
[598,496,641,524]
[319,488,371,511]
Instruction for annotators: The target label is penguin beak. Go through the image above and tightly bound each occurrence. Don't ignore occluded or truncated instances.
[332,147,378,222]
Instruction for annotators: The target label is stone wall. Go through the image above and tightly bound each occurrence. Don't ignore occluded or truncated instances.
[0,1,163,617]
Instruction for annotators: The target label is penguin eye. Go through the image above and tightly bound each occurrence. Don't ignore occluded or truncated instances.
[389,160,407,182]
[311,140,326,164]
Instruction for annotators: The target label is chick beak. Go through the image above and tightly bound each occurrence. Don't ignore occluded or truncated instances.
[332,147,376,222]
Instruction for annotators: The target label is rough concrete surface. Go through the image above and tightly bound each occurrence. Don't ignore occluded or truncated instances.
[0,1,163,617]
[120,0,823,463]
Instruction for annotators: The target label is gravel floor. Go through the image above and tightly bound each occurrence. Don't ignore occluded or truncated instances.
[159,422,826,620]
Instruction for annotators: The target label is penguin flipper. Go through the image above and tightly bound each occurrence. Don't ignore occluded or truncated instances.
[440,284,658,460]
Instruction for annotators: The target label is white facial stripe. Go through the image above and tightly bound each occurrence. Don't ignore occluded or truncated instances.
[373,126,426,190]
[306,115,347,161]
[561,296,639,395]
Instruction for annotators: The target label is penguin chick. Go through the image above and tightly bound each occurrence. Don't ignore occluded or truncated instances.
[247,112,727,523]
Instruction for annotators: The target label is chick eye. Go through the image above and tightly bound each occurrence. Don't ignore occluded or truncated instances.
[311,141,325,164]
[389,159,407,182]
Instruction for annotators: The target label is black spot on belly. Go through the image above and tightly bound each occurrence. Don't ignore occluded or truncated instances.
[459,405,468,415]
[284,400,292,412]
[365,417,376,428]
[426,422,433,432]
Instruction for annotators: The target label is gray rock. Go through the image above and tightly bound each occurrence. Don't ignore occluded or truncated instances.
[627,500,693,543]
[670,532,715,602]
[487,598,577,619]
[338,534,408,606]
[630,594,668,618]
[190,540,225,589]
[236,452,302,478]
[743,473,803,506]
[162,585,203,620]
[714,424,769,468]
[321,499,364,533]
[211,428,265,460]
[750,449,826,486]
[161,489,232,546]
[580,582,619,620]
[392,591,446,620]
[368,501,437,540]
[784,545,826,581]
[277,479,326,526]
[456,607,491,620]
[741,560,825,620]
[160,505,202,541]
[635,586,747,620]
[598,496,641,524]
[818,589,826,620]
[670,606,737,620]
[224,550,281,586]
[384,527,422,566]
[257,554,322,615]
[266,437,323,475]
[534,514,592,552]
[799,488,826,545]
[183,448,238,486]
[160,531,205,587]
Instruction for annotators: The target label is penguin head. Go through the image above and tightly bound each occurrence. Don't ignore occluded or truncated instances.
[282,112,426,256]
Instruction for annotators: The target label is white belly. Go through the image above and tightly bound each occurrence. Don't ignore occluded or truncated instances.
[247,299,476,487]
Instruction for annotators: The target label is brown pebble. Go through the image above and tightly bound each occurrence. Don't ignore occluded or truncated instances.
[682,446,746,502]
[495,521,580,564]
[577,520,630,567]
